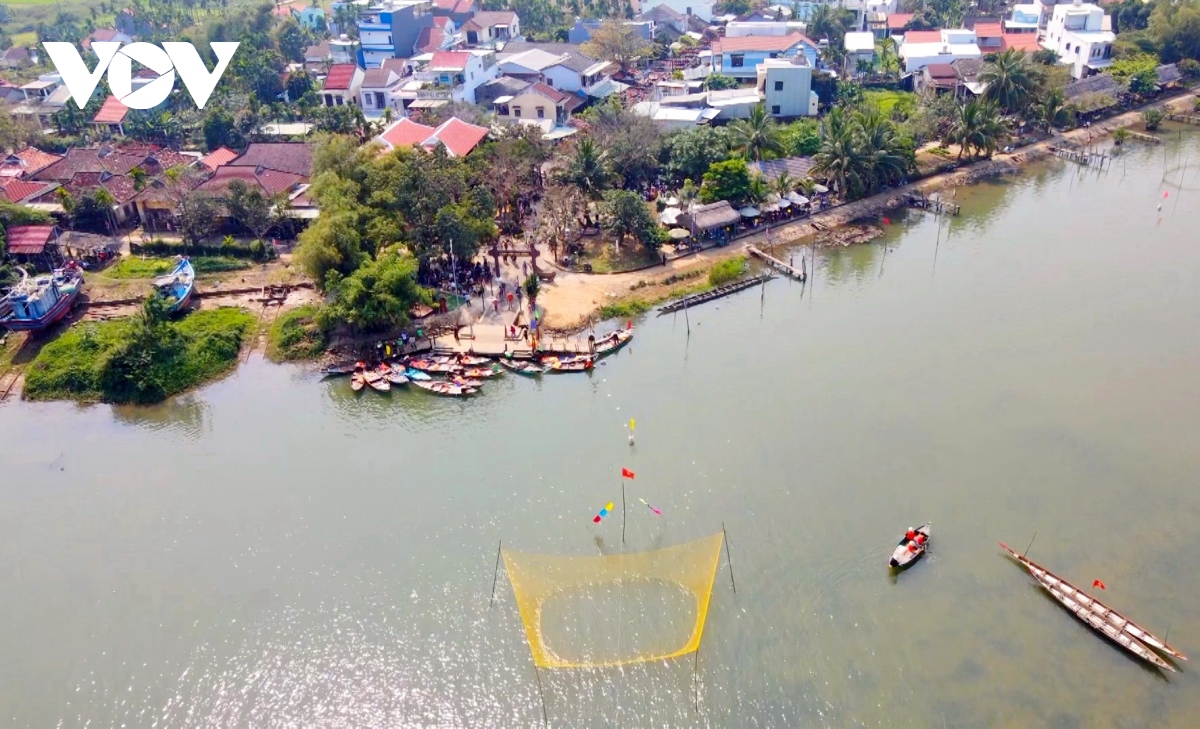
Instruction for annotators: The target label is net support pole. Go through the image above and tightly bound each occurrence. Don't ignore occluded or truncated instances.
[534,665,548,725]
[722,521,736,594]
[489,540,502,608]
[621,479,627,544]
[693,630,702,713]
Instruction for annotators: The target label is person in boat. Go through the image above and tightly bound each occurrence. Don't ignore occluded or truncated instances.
[905,527,916,542]
[915,533,927,547]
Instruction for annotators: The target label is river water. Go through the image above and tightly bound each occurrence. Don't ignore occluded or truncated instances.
[4,132,1200,728]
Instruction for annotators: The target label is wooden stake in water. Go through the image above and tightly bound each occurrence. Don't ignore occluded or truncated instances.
[693,638,701,713]
[489,540,502,608]
[534,666,548,725]
[621,478,627,544]
[722,521,737,593]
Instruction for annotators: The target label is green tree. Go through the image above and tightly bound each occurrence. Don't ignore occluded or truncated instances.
[700,158,751,204]
[1031,49,1061,65]
[560,136,612,197]
[1150,0,1200,62]
[1031,88,1074,129]
[224,179,278,242]
[323,250,427,332]
[875,38,900,77]
[703,73,740,90]
[1143,108,1165,131]
[729,103,783,161]
[661,126,732,184]
[581,19,653,73]
[203,107,240,151]
[779,118,821,156]
[948,99,1006,159]
[979,49,1038,114]
[600,189,662,252]
[295,207,367,287]
[813,105,914,199]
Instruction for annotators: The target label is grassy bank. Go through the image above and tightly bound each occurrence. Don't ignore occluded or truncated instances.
[266,304,328,362]
[597,263,740,321]
[105,256,251,279]
[24,307,255,404]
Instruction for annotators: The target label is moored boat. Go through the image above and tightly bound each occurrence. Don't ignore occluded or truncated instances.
[542,355,593,372]
[413,379,476,396]
[593,328,633,356]
[153,257,195,314]
[457,355,492,366]
[499,359,546,376]
[451,376,484,388]
[404,368,433,381]
[0,266,83,332]
[379,364,409,386]
[889,524,931,569]
[363,370,391,392]
[1000,543,1186,668]
[462,366,500,378]
[321,361,358,377]
[350,372,366,392]
[408,358,462,373]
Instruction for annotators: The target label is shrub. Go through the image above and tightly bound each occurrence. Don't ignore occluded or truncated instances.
[1180,58,1200,79]
[708,255,746,287]
[266,304,329,361]
[1142,108,1165,131]
[598,298,653,320]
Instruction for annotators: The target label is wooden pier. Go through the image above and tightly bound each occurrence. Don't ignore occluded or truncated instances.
[907,194,960,216]
[1167,113,1200,127]
[1121,130,1162,144]
[1051,146,1112,165]
[748,246,806,281]
[658,274,772,314]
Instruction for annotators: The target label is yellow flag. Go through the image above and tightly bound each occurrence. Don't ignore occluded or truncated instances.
[629,418,636,431]
[605,502,614,511]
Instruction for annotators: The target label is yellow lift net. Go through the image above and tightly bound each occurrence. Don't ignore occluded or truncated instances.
[503,533,724,669]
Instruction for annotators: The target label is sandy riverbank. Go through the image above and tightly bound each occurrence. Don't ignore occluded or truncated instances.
[535,90,1199,331]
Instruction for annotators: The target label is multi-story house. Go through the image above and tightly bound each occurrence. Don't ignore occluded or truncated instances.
[359,67,409,119]
[492,81,581,125]
[1042,0,1114,79]
[898,29,982,73]
[757,56,818,117]
[353,0,436,68]
[321,64,365,106]
[462,11,520,46]
[709,34,819,81]
[414,49,499,105]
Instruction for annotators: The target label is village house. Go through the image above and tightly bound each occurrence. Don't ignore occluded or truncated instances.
[898,29,981,73]
[1042,0,1114,79]
[1,47,38,69]
[710,34,819,81]
[646,0,716,22]
[353,0,437,68]
[189,142,318,226]
[92,96,130,137]
[461,11,520,46]
[492,81,582,126]
[724,20,811,39]
[844,31,876,72]
[413,49,498,105]
[4,225,63,271]
[1,149,63,180]
[430,0,476,26]
[375,116,490,157]
[757,56,818,117]
[81,28,132,54]
[359,67,408,118]
[13,76,72,131]
[321,64,365,106]
[568,18,655,45]
[1006,3,1042,32]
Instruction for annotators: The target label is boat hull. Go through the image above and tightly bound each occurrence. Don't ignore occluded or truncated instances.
[0,282,80,332]
[889,524,931,569]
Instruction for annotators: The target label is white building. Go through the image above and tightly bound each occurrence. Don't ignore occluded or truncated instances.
[758,57,818,117]
[1006,3,1042,32]
[1042,0,1114,79]
[359,67,408,119]
[725,21,809,37]
[844,31,876,71]
[414,49,499,104]
[897,29,981,73]
[643,0,716,22]
[631,102,721,130]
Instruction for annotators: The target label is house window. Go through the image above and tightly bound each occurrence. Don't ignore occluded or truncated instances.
[769,52,779,59]
[730,54,744,67]
[386,34,391,44]
[324,93,334,106]
[771,105,781,115]
[545,78,553,86]
[364,94,374,108]
[537,106,545,118]
[513,106,521,117]
[774,81,783,91]
[498,104,509,115]
[336,96,344,105]
[375,92,384,107]
[686,6,691,13]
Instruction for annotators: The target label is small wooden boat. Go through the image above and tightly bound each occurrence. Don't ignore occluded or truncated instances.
[408,358,462,373]
[462,366,500,378]
[889,524,931,569]
[363,370,391,392]
[350,372,366,392]
[542,355,593,372]
[413,379,476,396]
[451,376,484,388]
[457,355,492,366]
[320,362,358,377]
[153,257,195,314]
[1000,543,1186,668]
[404,368,432,381]
[499,359,546,376]
[594,328,633,356]
[379,364,408,386]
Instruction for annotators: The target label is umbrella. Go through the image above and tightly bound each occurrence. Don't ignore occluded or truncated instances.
[739,206,760,218]
[659,207,682,225]
[668,228,691,240]
[664,196,680,206]
[761,201,780,213]
[813,184,829,194]
[788,192,809,205]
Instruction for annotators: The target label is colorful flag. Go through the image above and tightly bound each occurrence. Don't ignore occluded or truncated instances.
[629,418,636,431]
[882,216,890,225]
[639,498,662,516]
[621,468,635,479]
[627,320,633,330]
[1164,191,1170,199]
[593,501,615,524]
[1093,579,1106,590]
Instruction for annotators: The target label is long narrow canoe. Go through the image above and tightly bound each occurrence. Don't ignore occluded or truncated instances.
[1040,579,1174,671]
[1000,543,1185,666]
[499,359,546,376]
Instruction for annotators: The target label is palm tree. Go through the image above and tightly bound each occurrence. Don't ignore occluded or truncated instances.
[746,174,770,205]
[949,99,1006,160]
[561,137,612,198]
[771,170,794,198]
[875,39,900,78]
[1031,88,1073,130]
[813,107,869,199]
[856,106,911,192]
[812,106,915,200]
[730,103,783,162]
[1112,127,1130,147]
[979,49,1037,115]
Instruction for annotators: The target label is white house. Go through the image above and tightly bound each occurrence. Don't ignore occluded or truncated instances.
[844,31,876,71]
[631,102,721,130]
[543,55,613,94]
[1006,3,1042,32]
[642,0,715,22]
[321,64,365,106]
[461,11,520,46]
[359,67,408,118]
[724,20,809,37]
[897,29,981,73]
[414,49,499,104]
[757,56,818,117]
[1042,0,1114,79]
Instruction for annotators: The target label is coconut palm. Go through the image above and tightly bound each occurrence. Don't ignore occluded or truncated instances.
[813,107,870,199]
[875,39,900,78]
[979,49,1038,114]
[1112,127,1130,146]
[561,137,612,198]
[949,99,1006,159]
[811,106,914,200]
[771,170,795,197]
[856,106,912,192]
[730,103,783,162]
[1031,88,1073,130]
[746,174,770,205]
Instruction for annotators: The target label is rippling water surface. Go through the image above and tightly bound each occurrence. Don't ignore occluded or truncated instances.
[3,132,1200,727]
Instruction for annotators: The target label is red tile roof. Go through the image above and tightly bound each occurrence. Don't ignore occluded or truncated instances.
[712,33,815,53]
[432,16,451,28]
[6,225,55,255]
[973,22,1002,38]
[428,117,488,157]
[82,28,124,50]
[0,179,53,204]
[227,143,313,176]
[529,81,569,104]
[429,50,471,70]
[379,118,437,149]
[323,64,358,90]
[925,63,957,79]
[11,148,62,176]
[199,146,240,171]
[197,166,304,197]
[887,13,914,30]
[902,30,944,44]
[416,27,446,54]
[59,170,138,204]
[93,96,129,125]
[33,146,180,182]
[1002,33,1041,53]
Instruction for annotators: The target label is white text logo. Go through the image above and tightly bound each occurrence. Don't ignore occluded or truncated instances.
[42,41,240,110]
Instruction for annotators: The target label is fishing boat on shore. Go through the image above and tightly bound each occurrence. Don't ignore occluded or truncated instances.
[499,359,546,376]
[0,266,83,332]
[593,328,633,356]
[1000,543,1185,669]
[462,366,500,378]
[413,379,476,396]
[889,524,931,569]
[153,258,195,314]
[363,370,391,393]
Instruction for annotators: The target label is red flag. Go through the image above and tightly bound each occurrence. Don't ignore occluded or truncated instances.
[627,320,633,330]
[1093,579,1106,590]
[621,468,635,479]
[882,216,890,225]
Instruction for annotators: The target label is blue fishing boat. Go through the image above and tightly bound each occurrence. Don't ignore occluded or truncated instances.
[0,265,83,332]
[153,258,195,313]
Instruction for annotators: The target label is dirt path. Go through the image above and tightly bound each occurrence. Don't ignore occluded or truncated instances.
[536,91,1199,330]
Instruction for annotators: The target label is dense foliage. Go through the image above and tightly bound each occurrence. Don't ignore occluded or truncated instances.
[266,304,329,361]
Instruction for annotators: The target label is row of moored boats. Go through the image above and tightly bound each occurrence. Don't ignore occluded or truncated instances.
[321,329,633,397]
